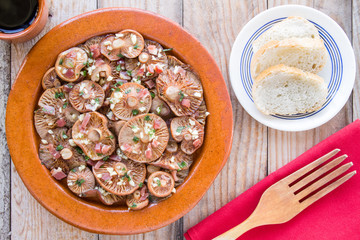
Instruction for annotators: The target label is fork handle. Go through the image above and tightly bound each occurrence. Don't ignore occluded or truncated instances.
[212,215,262,240]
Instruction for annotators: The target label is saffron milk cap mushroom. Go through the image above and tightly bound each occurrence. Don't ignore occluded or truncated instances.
[42,67,61,90]
[69,80,105,113]
[67,166,95,196]
[55,47,88,82]
[118,114,169,163]
[147,171,175,198]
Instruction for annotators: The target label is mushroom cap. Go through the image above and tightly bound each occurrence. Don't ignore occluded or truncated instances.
[156,67,203,116]
[90,63,112,82]
[167,55,188,69]
[42,67,61,90]
[170,116,205,154]
[67,166,95,196]
[72,112,116,160]
[118,114,169,163]
[150,148,193,171]
[126,189,149,210]
[150,96,171,118]
[79,35,104,58]
[191,100,208,125]
[125,40,168,81]
[35,87,72,138]
[82,186,126,205]
[69,80,105,113]
[116,29,145,58]
[108,120,126,136]
[110,82,152,120]
[100,34,123,61]
[38,127,86,171]
[55,47,88,82]
[147,171,175,198]
[167,168,190,187]
[92,159,146,196]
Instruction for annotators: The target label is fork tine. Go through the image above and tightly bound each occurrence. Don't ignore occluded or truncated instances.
[284,149,340,184]
[291,154,348,192]
[301,170,356,209]
[296,162,353,200]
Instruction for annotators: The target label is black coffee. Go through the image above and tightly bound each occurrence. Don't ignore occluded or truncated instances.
[0,0,38,33]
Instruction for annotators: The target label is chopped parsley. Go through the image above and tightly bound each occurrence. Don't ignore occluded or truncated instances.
[56,145,64,151]
[80,70,87,76]
[132,109,139,116]
[68,62,74,68]
[114,81,123,87]
[116,65,121,72]
[97,153,103,156]
[126,70,132,76]
[89,51,93,58]
[133,44,139,49]
[71,169,76,173]
[94,98,100,104]
[107,52,111,55]
[75,179,85,187]
[150,91,155,98]
[84,155,90,161]
[131,203,137,208]
[139,182,143,188]
[156,179,161,187]
[117,53,124,58]
[136,88,141,93]
[62,132,68,139]
[176,126,186,133]
[66,84,73,89]
[54,92,64,99]
[103,156,110,161]
[144,115,151,121]
[79,91,84,96]
[108,135,114,139]
[62,102,68,109]
[133,136,139,142]
[124,172,131,181]
[59,59,63,65]
[162,48,173,52]
[125,89,131,94]
[179,90,184,102]
[75,146,83,154]
[178,161,187,169]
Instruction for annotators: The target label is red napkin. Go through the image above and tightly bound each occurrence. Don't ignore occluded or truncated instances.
[185,120,360,240]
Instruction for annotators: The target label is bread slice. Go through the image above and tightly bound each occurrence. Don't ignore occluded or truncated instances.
[252,16,320,53]
[252,65,328,115]
[250,38,327,78]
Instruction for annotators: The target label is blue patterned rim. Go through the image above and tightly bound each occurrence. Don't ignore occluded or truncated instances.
[239,17,343,120]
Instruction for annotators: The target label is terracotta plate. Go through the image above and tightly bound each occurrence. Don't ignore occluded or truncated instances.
[6,8,233,234]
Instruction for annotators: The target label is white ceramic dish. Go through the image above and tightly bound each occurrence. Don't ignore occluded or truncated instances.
[229,5,356,131]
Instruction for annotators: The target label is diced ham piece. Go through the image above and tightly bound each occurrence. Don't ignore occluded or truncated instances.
[171,170,179,181]
[136,67,145,77]
[95,143,102,154]
[154,64,163,74]
[121,144,132,152]
[109,155,122,161]
[101,172,111,181]
[145,144,152,159]
[48,144,61,159]
[66,50,76,59]
[80,113,91,130]
[144,79,155,89]
[42,105,55,115]
[147,45,158,55]
[152,139,159,148]
[63,84,74,92]
[51,168,67,180]
[147,64,154,74]
[137,89,149,98]
[94,160,105,169]
[95,58,105,67]
[119,71,131,80]
[86,159,97,166]
[153,119,162,130]
[90,45,101,59]
[193,139,202,148]
[140,186,149,201]
[181,99,191,108]
[64,68,75,78]
[56,118,66,127]
[101,145,111,154]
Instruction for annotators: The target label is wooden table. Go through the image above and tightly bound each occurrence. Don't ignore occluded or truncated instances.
[0,0,358,239]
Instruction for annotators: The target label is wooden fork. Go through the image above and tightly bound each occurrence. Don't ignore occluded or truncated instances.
[213,149,356,240]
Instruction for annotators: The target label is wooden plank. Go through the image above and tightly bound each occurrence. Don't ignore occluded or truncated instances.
[10,1,98,239]
[267,0,352,176]
[353,0,360,120]
[0,40,11,240]
[182,0,268,232]
[98,0,183,239]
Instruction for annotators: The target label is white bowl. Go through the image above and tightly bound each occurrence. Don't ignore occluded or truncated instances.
[229,5,356,131]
